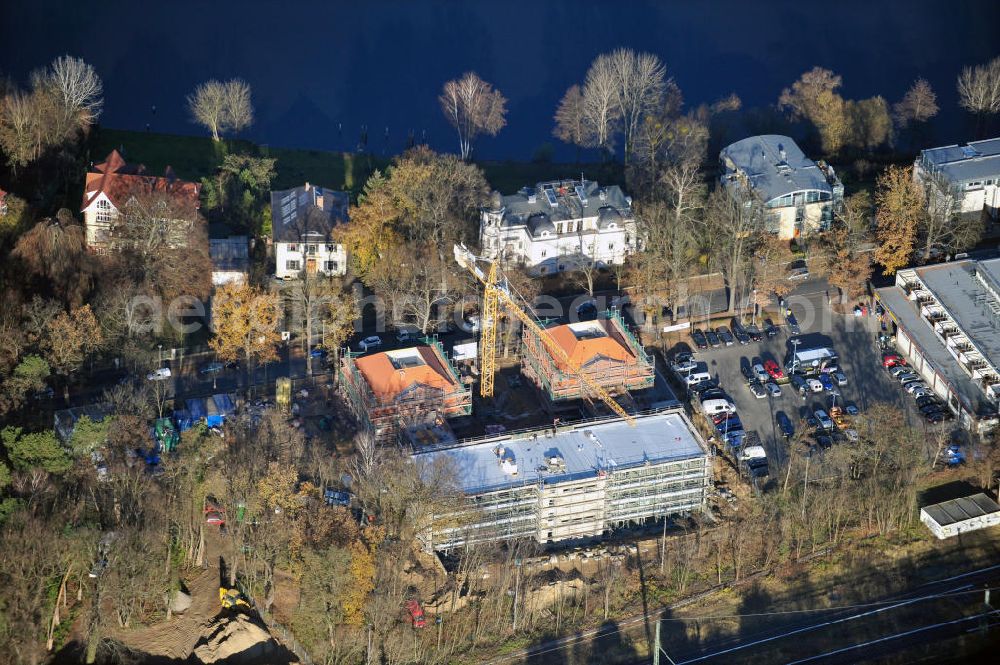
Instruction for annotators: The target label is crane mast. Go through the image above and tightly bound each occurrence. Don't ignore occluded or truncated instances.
[453,244,635,426]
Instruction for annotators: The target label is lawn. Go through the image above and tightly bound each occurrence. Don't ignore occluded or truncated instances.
[87,127,624,196]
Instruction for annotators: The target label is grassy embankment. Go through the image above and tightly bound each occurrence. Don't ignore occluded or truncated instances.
[89,128,625,196]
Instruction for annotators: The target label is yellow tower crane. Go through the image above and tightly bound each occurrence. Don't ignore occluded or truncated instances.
[453,244,635,426]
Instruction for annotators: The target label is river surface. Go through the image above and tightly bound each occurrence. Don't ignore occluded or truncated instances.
[1,0,998,160]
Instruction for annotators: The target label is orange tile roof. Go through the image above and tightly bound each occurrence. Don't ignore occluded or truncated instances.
[354,347,458,402]
[543,320,636,370]
[81,150,200,212]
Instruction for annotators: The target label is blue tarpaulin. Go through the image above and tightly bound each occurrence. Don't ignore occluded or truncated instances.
[212,393,236,417]
[173,409,194,431]
[186,398,208,420]
[205,397,222,427]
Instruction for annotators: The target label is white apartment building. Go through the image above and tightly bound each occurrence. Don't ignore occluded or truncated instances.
[413,408,711,551]
[719,135,843,239]
[875,258,1000,433]
[479,179,637,276]
[914,137,1000,220]
[271,183,349,279]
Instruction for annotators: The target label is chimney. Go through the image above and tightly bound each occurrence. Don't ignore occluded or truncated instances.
[315,187,324,210]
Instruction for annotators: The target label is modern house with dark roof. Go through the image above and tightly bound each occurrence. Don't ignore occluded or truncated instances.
[209,236,250,286]
[874,257,1000,434]
[913,137,1000,221]
[719,135,843,239]
[271,183,349,279]
[80,150,201,252]
[479,179,637,276]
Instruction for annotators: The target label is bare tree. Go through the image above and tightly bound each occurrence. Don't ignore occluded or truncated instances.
[606,48,668,162]
[0,91,37,170]
[702,187,764,313]
[581,59,621,154]
[439,72,508,160]
[48,55,103,129]
[553,84,595,157]
[187,78,254,141]
[893,78,939,128]
[957,56,1000,117]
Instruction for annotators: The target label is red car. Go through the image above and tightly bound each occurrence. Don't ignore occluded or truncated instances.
[763,359,785,381]
[405,600,426,628]
[882,354,906,368]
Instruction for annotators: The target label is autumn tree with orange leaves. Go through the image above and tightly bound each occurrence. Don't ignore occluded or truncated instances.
[874,165,924,274]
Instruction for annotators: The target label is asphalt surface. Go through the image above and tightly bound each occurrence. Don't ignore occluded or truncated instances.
[671,282,939,471]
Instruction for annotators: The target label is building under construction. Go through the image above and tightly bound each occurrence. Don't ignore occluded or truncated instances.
[521,311,654,402]
[340,343,472,444]
[413,408,711,551]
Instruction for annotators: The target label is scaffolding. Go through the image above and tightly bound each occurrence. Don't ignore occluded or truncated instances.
[521,310,654,402]
[339,345,472,444]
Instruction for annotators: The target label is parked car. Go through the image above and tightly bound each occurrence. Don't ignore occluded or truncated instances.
[705,329,721,347]
[882,353,906,368]
[691,328,709,350]
[925,411,947,424]
[776,412,794,438]
[731,319,751,345]
[765,382,782,397]
[763,359,785,381]
[785,311,801,335]
[903,381,927,394]
[323,489,351,507]
[358,335,382,351]
[844,404,860,416]
[576,300,598,320]
[405,600,427,629]
[889,366,913,379]
[842,429,860,442]
[763,319,780,338]
[146,367,172,381]
[200,362,224,374]
[814,409,835,431]
[752,363,769,383]
[807,378,824,393]
[919,403,945,416]
[790,375,808,395]
[745,323,763,342]
[740,358,754,382]
[716,326,735,346]
[309,346,328,358]
[748,381,767,399]
[896,372,920,384]
[818,373,834,391]
[833,371,848,386]
[911,387,934,399]
[815,434,834,449]
[787,264,811,281]
[916,395,941,409]
[396,327,421,343]
[672,350,695,365]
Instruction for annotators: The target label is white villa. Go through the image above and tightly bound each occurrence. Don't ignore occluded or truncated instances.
[479,179,637,276]
[271,183,349,280]
[719,135,843,239]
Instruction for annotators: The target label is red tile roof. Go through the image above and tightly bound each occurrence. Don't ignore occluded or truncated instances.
[355,347,459,402]
[544,320,636,370]
[81,150,200,212]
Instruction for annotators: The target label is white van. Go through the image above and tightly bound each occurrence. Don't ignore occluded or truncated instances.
[685,371,712,386]
[700,398,736,416]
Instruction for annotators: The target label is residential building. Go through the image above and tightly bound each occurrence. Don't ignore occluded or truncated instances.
[271,183,349,279]
[719,135,843,239]
[339,344,472,444]
[209,236,250,286]
[913,137,1000,220]
[875,258,1000,433]
[920,493,1000,539]
[412,408,711,550]
[80,150,201,251]
[521,311,654,402]
[479,179,637,276]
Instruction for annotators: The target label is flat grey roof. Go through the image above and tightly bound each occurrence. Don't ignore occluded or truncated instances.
[720,134,835,203]
[876,283,996,418]
[922,493,1000,527]
[495,180,632,227]
[919,137,1000,184]
[915,261,1000,374]
[209,236,249,272]
[413,409,707,495]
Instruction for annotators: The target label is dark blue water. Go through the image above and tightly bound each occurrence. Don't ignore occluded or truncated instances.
[1,0,997,160]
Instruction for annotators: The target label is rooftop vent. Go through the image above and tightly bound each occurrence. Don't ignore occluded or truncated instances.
[960,144,982,159]
[599,189,607,202]
[527,193,537,204]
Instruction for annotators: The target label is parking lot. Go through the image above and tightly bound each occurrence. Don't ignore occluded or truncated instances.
[670,287,926,470]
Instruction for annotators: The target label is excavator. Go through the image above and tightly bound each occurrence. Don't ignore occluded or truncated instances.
[453,244,635,426]
[219,586,251,609]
